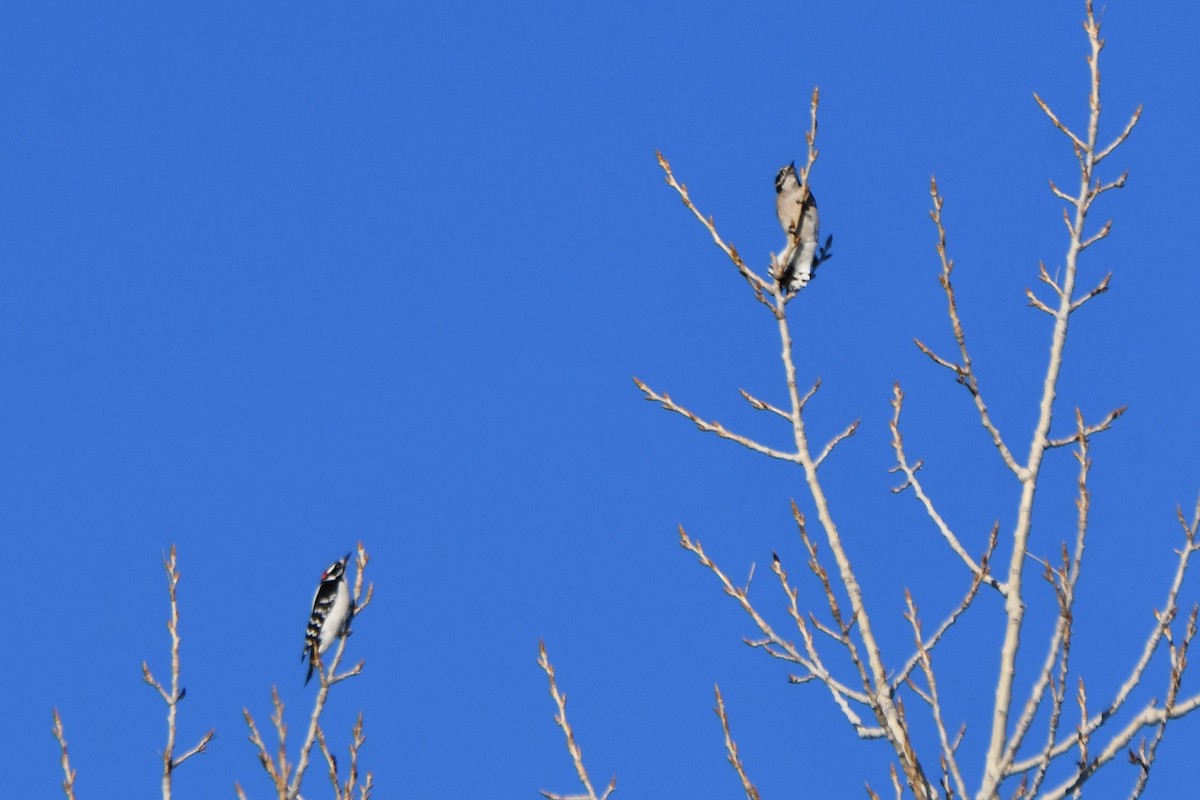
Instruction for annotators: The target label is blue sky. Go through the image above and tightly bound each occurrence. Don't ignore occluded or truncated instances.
[3,2,1199,798]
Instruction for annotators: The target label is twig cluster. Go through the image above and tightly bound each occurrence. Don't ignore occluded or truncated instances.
[636,2,1197,798]
[52,545,218,799]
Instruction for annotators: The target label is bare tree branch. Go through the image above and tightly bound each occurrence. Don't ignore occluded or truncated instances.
[1008,498,1200,784]
[739,387,792,421]
[890,523,996,690]
[318,714,373,800]
[923,177,1026,481]
[1067,272,1112,312]
[1002,411,1093,788]
[51,710,77,800]
[634,377,799,462]
[904,593,969,799]
[142,545,216,799]
[814,419,860,469]
[980,5,1146,793]
[890,383,1003,592]
[714,685,761,800]
[1033,91,1086,153]
[681,525,875,715]
[656,150,771,307]
[538,641,616,800]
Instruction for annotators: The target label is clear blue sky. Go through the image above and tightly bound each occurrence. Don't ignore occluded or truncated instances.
[3,2,1198,798]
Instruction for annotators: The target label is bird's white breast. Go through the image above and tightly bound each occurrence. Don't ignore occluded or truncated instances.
[317,582,351,654]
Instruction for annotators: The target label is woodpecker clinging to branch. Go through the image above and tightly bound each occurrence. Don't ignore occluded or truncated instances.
[302,553,353,685]
[774,161,829,292]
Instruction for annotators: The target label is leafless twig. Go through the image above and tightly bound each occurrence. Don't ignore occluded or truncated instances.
[538,641,616,800]
[890,383,1003,592]
[51,709,77,800]
[916,178,1025,481]
[903,593,968,799]
[714,685,761,800]
[141,545,216,799]
[656,150,771,307]
[317,713,373,800]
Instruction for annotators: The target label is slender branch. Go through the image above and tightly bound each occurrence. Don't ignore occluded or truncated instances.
[890,383,1003,591]
[656,150,771,306]
[890,523,996,690]
[634,377,799,462]
[1038,261,1064,297]
[1025,288,1056,315]
[538,641,616,800]
[1095,106,1143,164]
[51,710,78,800]
[317,714,372,800]
[316,725,340,800]
[795,516,873,697]
[1045,404,1125,449]
[1033,91,1086,153]
[797,377,822,414]
[141,545,215,799]
[242,692,288,799]
[904,593,968,799]
[1095,170,1129,196]
[682,526,874,712]
[1068,272,1112,311]
[814,419,860,469]
[739,388,792,422]
[924,177,1026,481]
[1047,180,1076,205]
[714,685,761,800]
[1078,219,1112,251]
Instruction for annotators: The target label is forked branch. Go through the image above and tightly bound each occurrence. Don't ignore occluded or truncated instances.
[890,383,1003,592]
[920,177,1025,480]
[141,545,216,800]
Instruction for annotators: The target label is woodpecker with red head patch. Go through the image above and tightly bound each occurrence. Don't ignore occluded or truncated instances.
[302,554,353,685]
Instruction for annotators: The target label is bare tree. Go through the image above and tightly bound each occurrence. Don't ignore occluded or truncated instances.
[538,2,1200,798]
